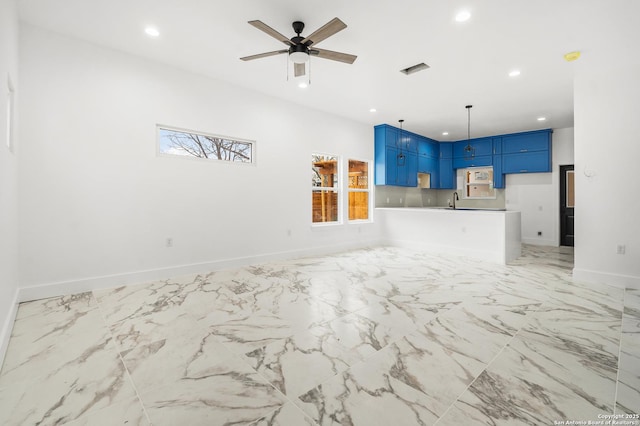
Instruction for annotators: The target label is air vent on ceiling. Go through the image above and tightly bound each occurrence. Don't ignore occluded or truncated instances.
[400,62,430,75]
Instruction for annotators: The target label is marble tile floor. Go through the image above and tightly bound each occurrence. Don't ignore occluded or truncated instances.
[1,245,638,425]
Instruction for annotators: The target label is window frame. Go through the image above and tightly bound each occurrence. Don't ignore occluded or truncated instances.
[311,153,342,226]
[463,166,497,200]
[347,158,372,223]
[156,124,256,166]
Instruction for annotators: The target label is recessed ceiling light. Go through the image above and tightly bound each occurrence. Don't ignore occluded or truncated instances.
[537,117,546,121]
[455,10,471,22]
[145,27,160,37]
[369,108,377,113]
[442,131,449,136]
[509,70,521,77]
[298,82,308,89]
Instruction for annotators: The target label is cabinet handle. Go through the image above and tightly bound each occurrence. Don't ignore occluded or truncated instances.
[520,169,528,172]
[520,149,528,152]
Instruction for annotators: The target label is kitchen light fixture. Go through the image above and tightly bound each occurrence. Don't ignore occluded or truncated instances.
[369,108,377,113]
[397,119,406,166]
[537,116,546,121]
[464,105,475,161]
[509,70,521,77]
[442,131,449,136]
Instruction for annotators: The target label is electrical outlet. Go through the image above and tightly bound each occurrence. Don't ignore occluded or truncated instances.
[386,197,390,204]
[166,238,173,248]
[617,245,626,255]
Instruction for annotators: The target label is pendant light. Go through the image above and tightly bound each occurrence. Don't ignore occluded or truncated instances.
[464,105,475,161]
[397,119,406,166]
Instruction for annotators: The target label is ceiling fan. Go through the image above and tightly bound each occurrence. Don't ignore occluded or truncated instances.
[240,17,357,77]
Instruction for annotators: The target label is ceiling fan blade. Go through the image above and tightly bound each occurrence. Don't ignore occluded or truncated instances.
[248,20,294,46]
[301,17,347,46]
[310,48,357,64]
[240,50,288,61]
[294,62,306,77]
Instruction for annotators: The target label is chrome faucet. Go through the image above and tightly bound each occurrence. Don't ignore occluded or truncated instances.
[450,191,459,209]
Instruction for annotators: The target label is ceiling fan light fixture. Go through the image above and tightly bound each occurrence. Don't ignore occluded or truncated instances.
[289,51,309,63]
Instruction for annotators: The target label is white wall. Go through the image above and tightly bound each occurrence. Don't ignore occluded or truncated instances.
[0,0,20,364]
[573,63,640,289]
[17,25,380,297]
[505,127,574,246]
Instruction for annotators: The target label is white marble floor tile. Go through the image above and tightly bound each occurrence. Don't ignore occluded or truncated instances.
[64,396,150,426]
[440,327,618,425]
[521,302,621,367]
[120,323,237,394]
[249,401,317,426]
[140,356,288,426]
[2,244,635,426]
[306,312,399,361]
[0,337,137,425]
[244,329,361,398]
[296,357,440,426]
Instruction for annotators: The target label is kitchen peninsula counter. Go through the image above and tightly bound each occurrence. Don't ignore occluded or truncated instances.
[376,207,521,264]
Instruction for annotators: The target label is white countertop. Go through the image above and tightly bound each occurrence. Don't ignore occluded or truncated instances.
[376,207,511,213]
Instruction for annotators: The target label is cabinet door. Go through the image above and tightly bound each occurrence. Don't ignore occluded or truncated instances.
[502,131,550,154]
[439,143,453,159]
[385,126,400,148]
[492,137,502,155]
[493,155,504,188]
[452,155,492,169]
[405,152,418,186]
[439,158,455,189]
[418,138,438,158]
[502,151,551,173]
[385,147,399,184]
[453,138,493,158]
[418,155,429,173]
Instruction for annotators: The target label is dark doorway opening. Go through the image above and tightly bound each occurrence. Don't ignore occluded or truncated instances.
[560,165,575,246]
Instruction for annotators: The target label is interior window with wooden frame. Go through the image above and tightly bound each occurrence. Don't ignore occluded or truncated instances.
[312,154,340,224]
[157,125,254,163]
[348,159,370,221]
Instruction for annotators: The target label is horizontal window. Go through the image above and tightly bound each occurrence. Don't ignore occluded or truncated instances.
[158,126,254,163]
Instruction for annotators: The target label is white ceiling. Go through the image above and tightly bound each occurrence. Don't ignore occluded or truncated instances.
[17,0,640,140]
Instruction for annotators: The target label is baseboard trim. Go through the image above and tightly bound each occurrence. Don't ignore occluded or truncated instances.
[521,237,557,246]
[573,267,640,290]
[17,238,384,303]
[0,288,19,371]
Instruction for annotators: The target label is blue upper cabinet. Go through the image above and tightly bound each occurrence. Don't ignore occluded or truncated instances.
[375,125,552,187]
[452,137,493,169]
[453,137,493,158]
[501,129,552,174]
[418,137,439,158]
[439,142,453,159]
[374,124,419,187]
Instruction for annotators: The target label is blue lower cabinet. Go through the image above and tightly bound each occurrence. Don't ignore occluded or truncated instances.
[439,158,455,189]
[502,151,551,174]
[452,155,492,169]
